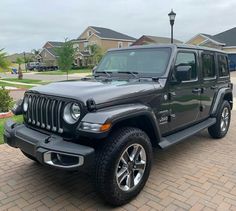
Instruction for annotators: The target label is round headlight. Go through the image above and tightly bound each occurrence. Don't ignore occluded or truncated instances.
[63,103,81,124]
[71,103,81,120]
[23,96,29,112]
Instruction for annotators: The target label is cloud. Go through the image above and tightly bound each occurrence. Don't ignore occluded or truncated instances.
[0,0,235,54]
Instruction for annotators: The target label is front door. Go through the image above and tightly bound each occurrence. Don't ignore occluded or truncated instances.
[168,51,201,132]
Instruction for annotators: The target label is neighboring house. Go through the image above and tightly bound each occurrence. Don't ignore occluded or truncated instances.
[72,26,136,66]
[37,41,64,66]
[186,27,236,71]
[132,35,182,46]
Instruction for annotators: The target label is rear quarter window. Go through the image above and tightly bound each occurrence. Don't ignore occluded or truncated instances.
[218,55,229,77]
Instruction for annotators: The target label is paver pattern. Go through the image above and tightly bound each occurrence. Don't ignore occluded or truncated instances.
[1,112,236,210]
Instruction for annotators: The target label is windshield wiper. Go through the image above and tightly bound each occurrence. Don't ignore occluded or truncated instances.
[94,71,112,77]
[117,71,139,78]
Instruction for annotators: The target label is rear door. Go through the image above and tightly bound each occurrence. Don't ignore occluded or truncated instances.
[199,51,217,120]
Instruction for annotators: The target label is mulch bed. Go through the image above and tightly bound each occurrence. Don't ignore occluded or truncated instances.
[0,111,13,119]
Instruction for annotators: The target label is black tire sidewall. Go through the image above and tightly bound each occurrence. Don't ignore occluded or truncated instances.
[96,127,152,205]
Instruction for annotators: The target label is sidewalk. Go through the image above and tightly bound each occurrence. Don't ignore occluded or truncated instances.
[9,89,27,101]
[0,79,39,87]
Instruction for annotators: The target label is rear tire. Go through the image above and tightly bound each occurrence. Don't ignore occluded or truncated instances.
[208,100,231,139]
[95,127,152,206]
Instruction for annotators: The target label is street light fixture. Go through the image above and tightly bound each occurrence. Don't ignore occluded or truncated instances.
[168,9,176,44]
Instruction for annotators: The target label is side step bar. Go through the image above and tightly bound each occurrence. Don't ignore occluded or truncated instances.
[158,118,216,149]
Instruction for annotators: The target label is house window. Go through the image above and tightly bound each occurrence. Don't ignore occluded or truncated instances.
[202,53,216,79]
[90,41,96,45]
[118,42,123,48]
[84,42,88,49]
[88,30,92,37]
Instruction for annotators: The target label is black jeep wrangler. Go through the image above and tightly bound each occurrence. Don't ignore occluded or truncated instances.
[4,44,233,205]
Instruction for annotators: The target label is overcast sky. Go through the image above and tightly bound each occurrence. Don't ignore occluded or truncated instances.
[0,0,235,54]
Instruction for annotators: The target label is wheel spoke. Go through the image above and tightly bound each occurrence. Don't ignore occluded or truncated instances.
[127,172,135,188]
[117,168,128,184]
[221,121,224,130]
[131,145,141,161]
[122,151,131,164]
[134,161,145,171]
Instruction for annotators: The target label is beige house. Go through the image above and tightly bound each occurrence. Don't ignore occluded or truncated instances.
[186,27,236,70]
[72,26,136,66]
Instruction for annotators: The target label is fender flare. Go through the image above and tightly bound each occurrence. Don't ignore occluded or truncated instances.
[210,87,232,117]
[79,104,161,141]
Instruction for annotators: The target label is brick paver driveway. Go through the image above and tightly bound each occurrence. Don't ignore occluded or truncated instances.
[1,115,236,211]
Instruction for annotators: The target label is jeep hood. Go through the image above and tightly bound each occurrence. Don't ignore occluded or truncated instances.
[28,79,162,105]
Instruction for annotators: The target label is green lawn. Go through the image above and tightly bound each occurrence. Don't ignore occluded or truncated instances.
[36,69,92,75]
[0,115,23,144]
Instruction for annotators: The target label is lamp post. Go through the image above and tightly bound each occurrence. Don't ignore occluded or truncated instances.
[23,52,27,72]
[168,9,176,44]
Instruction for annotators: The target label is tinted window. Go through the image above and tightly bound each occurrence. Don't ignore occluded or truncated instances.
[96,48,171,75]
[218,55,229,77]
[202,53,215,78]
[175,52,197,80]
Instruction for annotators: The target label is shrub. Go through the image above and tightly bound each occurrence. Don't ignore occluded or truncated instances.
[0,87,13,112]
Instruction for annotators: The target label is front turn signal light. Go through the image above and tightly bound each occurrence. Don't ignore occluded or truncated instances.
[100,123,111,132]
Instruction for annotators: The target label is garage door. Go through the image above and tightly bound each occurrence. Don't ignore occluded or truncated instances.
[228,54,236,71]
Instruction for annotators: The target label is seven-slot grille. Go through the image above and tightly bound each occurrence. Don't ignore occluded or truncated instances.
[25,94,65,133]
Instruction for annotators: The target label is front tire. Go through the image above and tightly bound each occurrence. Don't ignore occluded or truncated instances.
[208,100,231,138]
[95,127,152,206]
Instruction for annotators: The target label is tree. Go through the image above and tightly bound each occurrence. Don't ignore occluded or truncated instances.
[88,44,104,66]
[0,49,10,72]
[57,39,75,80]
[16,57,24,79]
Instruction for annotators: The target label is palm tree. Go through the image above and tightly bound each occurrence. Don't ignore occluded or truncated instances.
[16,57,23,79]
[0,49,10,72]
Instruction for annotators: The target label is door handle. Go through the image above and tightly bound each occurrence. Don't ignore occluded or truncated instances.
[211,85,218,90]
[192,88,201,94]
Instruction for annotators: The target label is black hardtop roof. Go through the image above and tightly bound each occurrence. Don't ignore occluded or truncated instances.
[108,44,227,54]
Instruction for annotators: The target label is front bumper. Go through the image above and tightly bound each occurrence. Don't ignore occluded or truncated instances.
[4,119,95,171]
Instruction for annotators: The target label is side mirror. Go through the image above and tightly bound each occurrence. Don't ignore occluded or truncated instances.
[175,65,191,82]
[92,66,97,74]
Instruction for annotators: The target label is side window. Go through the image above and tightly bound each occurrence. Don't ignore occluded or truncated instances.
[218,55,229,77]
[202,53,215,79]
[174,52,197,81]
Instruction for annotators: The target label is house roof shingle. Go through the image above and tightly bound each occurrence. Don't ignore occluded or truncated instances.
[47,41,64,48]
[88,26,136,41]
[212,27,236,46]
[196,27,236,46]
[41,48,59,57]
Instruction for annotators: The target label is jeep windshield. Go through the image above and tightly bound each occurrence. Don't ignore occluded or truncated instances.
[95,47,171,77]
